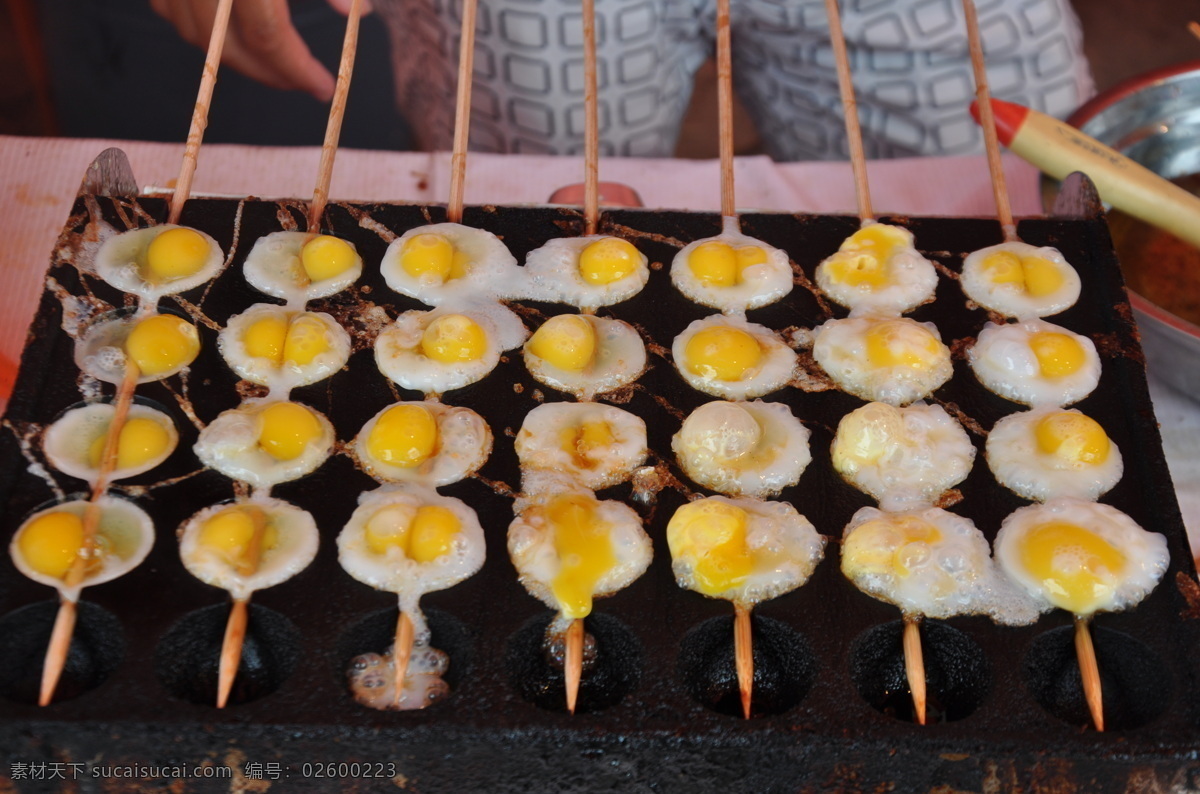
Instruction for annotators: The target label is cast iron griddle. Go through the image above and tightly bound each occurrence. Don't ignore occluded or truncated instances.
[0,170,1198,793]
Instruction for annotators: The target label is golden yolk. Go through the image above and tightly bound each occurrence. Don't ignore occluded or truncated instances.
[825,224,907,288]
[17,511,87,579]
[87,416,171,470]
[124,314,201,376]
[257,402,324,461]
[144,227,210,282]
[736,246,768,268]
[834,402,904,468]
[688,242,738,286]
[579,238,640,285]
[1035,412,1110,465]
[420,314,487,363]
[666,500,753,597]
[546,494,617,620]
[1018,521,1125,614]
[1029,331,1086,377]
[864,320,941,369]
[197,505,279,571]
[243,316,288,364]
[363,504,460,562]
[282,315,330,366]
[842,516,942,579]
[400,233,470,282]
[684,326,763,381]
[560,420,616,469]
[300,235,356,282]
[528,314,596,372]
[982,251,1065,297]
[367,404,439,467]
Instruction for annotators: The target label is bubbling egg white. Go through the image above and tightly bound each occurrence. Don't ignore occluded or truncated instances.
[968,318,1100,407]
[812,315,952,406]
[354,401,492,486]
[960,241,1081,318]
[670,227,793,313]
[380,223,522,306]
[220,305,351,391]
[815,222,938,315]
[43,401,179,485]
[194,399,335,488]
[76,310,202,385]
[243,231,362,304]
[987,406,1123,502]
[93,225,224,303]
[522,235,649,311]
[524,313,646,400]
[672,315,797,400]
[515,402,647,491]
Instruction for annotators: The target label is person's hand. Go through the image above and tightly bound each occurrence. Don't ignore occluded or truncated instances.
[150,0,371,102]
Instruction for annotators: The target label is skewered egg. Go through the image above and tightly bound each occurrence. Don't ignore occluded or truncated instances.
[376,303,528,395]
[243,231,362,303]
[93,225,224,301]
[841,506,1039,624]
[380,223,521,306]
[524,313,646,400]
[994,498,1168,616]
[220,306,351,390]
[515,402,647,490]
[670,228,792,313]
[523,236,649,311]
[831,402,975,509]
[76,310,201,384]
[987,407,1123,502]
[666,495,824,607]
[812,315,952,406]
[969,319,1100,407]
[960,241,1081,318]
[672,400,811,498]
[10,495,154,602]
[815,222,938,314]
[355,401,492,485]
[43,401,179,484]
[672,315,796,399]
[194,399,335,487]
[178,497,319,601]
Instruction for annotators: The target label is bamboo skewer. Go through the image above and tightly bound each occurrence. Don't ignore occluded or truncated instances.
[217,599,248,709]
[716,0,737,223]
[1189,20,1200,42]
[1074,615,1105,731]
[169,0,235,226]
[734,603,754,719]
[961,0,1017,241]
[38,600,76,707]
[446,0,480,224]
[308,0,365,231]
[393,610,416,708]
[564,617,585,714]
[903,615,927,725]
[582,0,600,235]
[823,0,873,223]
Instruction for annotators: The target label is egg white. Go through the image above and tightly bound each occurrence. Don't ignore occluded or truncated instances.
[515,402,648,490]
[220,305,351,392]
[243,230,363,304]
[354,401,492,486]
[193,399,335,488]
[811,315,952,406]
[815,222,938,315]
[670,230,793,313]
[42,401,179,484]
[524,314,647,400]
[672,314,797,400]
[987,406,1123,502]
[968,319,1100,407]
[75,309,199,385]
[522,235,650,311]
[380,222,521,306]
[960,241,1081,318]
[93,224,224,301]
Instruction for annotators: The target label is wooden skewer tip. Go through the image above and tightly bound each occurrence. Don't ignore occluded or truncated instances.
[393,610,415,708]
[38,597,78,707]
[1074,615,1104,732]
[217,598,249,709]
[903,615,927,726]
[734,603,754,720]
[565,618,585,715]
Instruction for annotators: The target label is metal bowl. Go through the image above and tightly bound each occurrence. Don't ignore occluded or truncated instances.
[1063,61,1200,397]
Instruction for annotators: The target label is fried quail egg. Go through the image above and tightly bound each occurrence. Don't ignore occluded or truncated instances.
[672,400,811,498]
[960,241,1081,318]
[670,227,793,313]
[523,235,650,311]
[524,313,646,400]
[987,407,1123,502]
[178,497,319,601]
[76,310,202,384]
[194,399,335,488]
[243,231,362,303]
[831,402,975,509]
[994,498,1169,616]
[672,315,797,399]
[43,401,178,484]
[93,225,223,301]
[968,319,1100,407]
[841,506,1039,624]
[380,223,521,306]
[666,495,824,607]
[11,495,154,602]
[355,401,492,486]
[812,315,952,406]
[515,402,647,490]
[376,303,528,395]
[508,474,652,621]
[815,222,938,315]
[220,305,351,390]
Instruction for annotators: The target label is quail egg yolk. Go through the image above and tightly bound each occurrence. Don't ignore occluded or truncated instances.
[421,314,487,363]
[981,251,1065,297]
[687,241,769,287]
[560,420,616,469]
[364,503,459,562]
[16,511,92,579]
[1029,331,1086,377]
[1017,521,1125,614]
[197,505,279,572]
[684,326,762,382]
[300,235,356,282]
[257,402,324,461]
[678,401,762,461]
[546,494,617,619]
[1036,412,1110,465]
[842,515,942,579]
[244,314,331,367]
[87,417,172,470]
[833,403,904,469]
[579,238,640,285]
[143,227,211,283]
[824,224,908,288]
[367,404,439,467]
[124,314,201,376]
[666,500,754,596]
[400,233,471,282]
[865,320,942,369]
[528,314,596,372]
